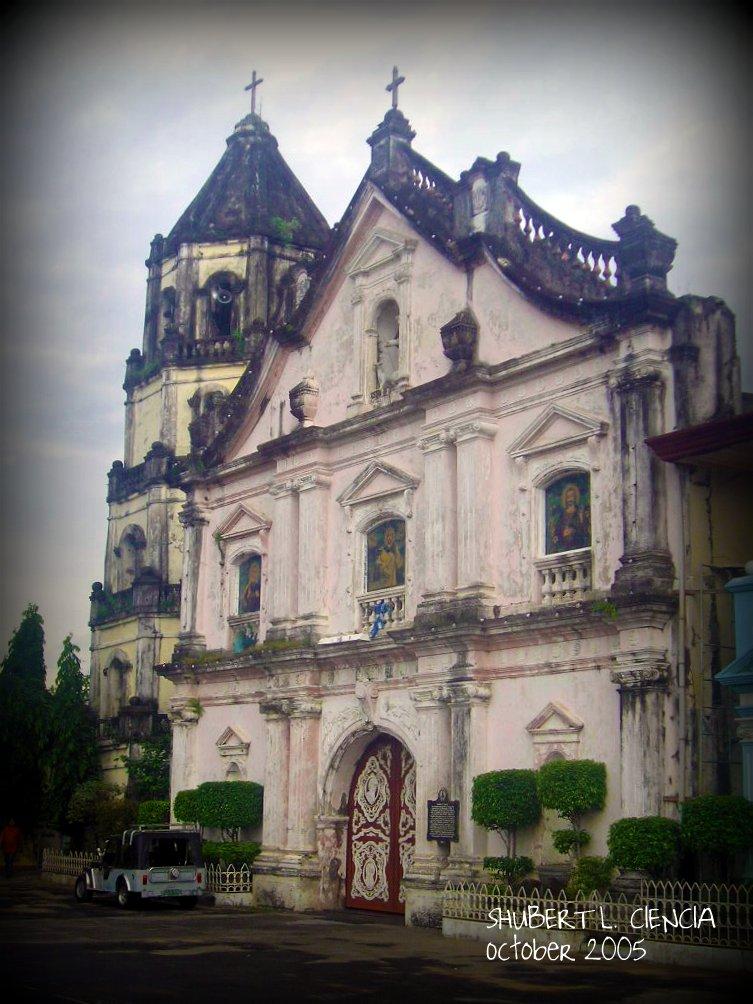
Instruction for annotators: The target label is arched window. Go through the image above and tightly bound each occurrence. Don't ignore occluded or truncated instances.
[375,300,400,391]
[238,553,262,614]
[206,272,239,341]
[365,518,406,593]
[544,472,591,555]
[114,525,146,591]
[225,761,243,781]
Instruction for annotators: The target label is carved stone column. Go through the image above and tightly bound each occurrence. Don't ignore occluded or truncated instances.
[444,681,491,868]
[611,655,669,816]
[454,420,497,606]
[286,699,322,853]
[268,482,299,638]
[175,501,208,657]
[169,703,199,816]
[612,370,674,593]
[296,475,330,638]
[404,686,451,926]
[418,430,457,606]
[258,698,292,849]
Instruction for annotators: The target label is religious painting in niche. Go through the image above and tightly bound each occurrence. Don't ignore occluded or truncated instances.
[545,472,591,554]
[238,554,262,614]
[366,520,405,592]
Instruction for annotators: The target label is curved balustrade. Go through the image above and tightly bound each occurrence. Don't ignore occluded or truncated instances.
[507,186,622,295]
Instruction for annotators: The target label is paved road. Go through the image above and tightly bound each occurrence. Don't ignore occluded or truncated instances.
[0,873,745,1002]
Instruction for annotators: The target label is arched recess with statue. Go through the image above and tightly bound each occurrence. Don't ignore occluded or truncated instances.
[319,722,416,915]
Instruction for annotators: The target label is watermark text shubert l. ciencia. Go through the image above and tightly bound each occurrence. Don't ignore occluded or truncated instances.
[485,904,716,963]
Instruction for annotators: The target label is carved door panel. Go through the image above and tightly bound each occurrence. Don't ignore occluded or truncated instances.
[345,735,415,914]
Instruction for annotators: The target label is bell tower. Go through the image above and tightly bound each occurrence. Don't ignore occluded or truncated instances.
[89,88,330,784]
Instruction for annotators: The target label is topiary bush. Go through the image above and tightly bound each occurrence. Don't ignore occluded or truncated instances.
[608,816,680,877]
[174,788,200,826]
[537,759,606,859]
[471,769,540,857]
[565,855,614,897]
[202,840,261,866]
[483,855,534,885]
[195,781,263,841]
[681,795,753,878]
[137,799,170,827]
[552,828,591,855]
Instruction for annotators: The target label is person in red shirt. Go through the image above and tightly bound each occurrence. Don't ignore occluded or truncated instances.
[1,819,22,877]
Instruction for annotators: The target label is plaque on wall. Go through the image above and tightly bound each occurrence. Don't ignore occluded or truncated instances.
[427,788,459,843]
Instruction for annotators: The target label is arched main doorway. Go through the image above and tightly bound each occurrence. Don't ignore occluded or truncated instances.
[345,733,415,914]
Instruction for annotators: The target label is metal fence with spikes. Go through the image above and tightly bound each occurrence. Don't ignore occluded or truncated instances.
[443,880,753,950]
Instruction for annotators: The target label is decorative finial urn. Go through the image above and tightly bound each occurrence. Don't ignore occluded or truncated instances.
[440,308,479,370]
[289,373,320,427]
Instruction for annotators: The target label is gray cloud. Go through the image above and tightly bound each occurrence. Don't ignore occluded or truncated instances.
[1,1,750,671]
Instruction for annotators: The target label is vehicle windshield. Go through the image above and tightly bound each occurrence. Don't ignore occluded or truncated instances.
[142,836,199,868]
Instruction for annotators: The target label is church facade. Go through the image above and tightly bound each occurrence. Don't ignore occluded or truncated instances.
[92,75,748,924]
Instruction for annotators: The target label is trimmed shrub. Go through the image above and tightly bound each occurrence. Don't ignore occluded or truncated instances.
[537,759,607,822]
[195,781,263,841]
[681,795,753,856]
[608,817,680,877]
[471,770,540,856]
[137,799,169,827]
[202,840,261,866]
[552,828,591,855]
[566,855,614,897]
[483,856,534,885]
[174,788,200,826]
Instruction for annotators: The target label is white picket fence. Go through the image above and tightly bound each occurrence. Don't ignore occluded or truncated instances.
[42,849,97,877]
[203,862,253,893]
[443,880,753,951]
[42,849,254,895]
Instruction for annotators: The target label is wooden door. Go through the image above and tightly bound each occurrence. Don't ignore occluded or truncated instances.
[345,734,415,914]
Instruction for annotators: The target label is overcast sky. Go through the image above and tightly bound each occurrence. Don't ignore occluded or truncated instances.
[1,1,750,676]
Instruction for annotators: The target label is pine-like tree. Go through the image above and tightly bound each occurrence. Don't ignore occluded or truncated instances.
[0,604,49,828]
[44,636,100,830]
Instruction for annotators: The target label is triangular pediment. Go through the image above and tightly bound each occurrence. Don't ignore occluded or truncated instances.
[509,405,607,460]
[215,503,271,541]
[338,461,419,508]
[347,227,410,278]
[216,726,250,756]
[526,702,584,736]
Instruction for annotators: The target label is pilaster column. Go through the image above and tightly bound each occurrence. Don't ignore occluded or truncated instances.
[611,654,669,816]
[410,687,451,864]
[259,698,292,850]
[286,699,322,852]
[169,703,199,815]
[444,681,491,863]
[176,501,208,655]
[268,481,299,635]
[296,475,330,635]
[454,420,497,599]
[418,430,457,602]
[612,370,674,592]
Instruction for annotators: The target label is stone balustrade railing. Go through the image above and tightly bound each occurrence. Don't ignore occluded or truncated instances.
[358,587,406,633]
[535,550,592,605]
[508,188,621,295]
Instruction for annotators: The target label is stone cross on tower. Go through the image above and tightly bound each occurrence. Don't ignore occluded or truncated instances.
[245,70,264,115]
[386,66,405,110]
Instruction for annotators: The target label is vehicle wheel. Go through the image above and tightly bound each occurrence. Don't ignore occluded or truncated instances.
[116,880,137,909]
[178,896,198,910]
[74,875,92,903]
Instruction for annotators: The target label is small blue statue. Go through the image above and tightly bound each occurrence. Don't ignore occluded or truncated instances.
[233,624,257,653]
[369,599,393,640]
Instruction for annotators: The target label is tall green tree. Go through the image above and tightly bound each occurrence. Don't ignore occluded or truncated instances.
[44,636,100,830]
[0,604,49,828]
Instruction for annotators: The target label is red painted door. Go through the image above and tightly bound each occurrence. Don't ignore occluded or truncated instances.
[345,735,416,914]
